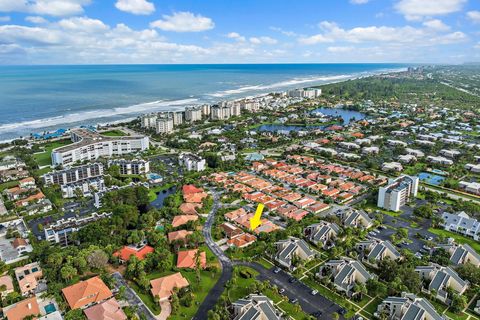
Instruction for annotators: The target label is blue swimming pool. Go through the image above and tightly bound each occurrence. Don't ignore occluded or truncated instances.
[44,303,56,314]
[419,172,445,185]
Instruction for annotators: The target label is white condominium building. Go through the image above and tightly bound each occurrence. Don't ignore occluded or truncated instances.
[201,104,211,117]
[108,159,150,175]
[171,112,184,125]
[377,175,419,212]
[42,163,104,186]
[141,114,158,129]
[287,88,322,98]
[156,117,174,134]
[185,107,202,122]
[51,129,149,166]
[178,153,206,171]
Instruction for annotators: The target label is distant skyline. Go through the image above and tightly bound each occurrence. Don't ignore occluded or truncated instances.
[0,0,479,64]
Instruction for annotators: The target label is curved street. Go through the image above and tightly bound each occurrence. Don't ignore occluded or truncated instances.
[193,188,344,320]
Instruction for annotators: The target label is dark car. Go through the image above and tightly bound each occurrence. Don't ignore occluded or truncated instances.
[288,277,297,283]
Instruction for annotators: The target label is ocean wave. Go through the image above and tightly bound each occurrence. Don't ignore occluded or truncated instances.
[207,68,408,98]
[0,98,197,133]
[208,74,353,98]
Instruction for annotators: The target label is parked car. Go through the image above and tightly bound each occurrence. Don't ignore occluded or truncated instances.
[273,267,281,274]
[290,298,299,304]
[311,290,318,296]
[279,288,285,294]
[289,277,297,283]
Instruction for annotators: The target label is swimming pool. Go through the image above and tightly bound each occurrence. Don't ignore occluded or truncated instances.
[419,172,445,185]
[44,303,56,314]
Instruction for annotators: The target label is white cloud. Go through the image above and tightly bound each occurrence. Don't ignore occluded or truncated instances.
[327,46,355,53]
[150,11,214,32]
[395,0,466,21]
[475,42,480,50]
[422,19,450,31]
[0,0,91,17]
[467,11,480,24]
[25,16,48,24]
[0,15,9,22]
[227,32,245,42]
[269,26,298,37]
[249,36,277,45]
[58,17,108,32]
[350,0,369,4]
[115,0,154,15]
[298,21,467,48]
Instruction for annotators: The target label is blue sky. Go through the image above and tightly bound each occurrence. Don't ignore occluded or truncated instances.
[0,0,479,64]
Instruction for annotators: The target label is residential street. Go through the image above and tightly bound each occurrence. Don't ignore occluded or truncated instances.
[193,188,344,320]
[111,272,157,320]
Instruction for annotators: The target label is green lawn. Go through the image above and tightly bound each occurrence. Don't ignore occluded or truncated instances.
[0,180,19,191]
[302,277,358,318]
[257,257,275,270]
[428,228,480,253]
[33,139,72,167]
[169,269,221,320]
[129,281,162,315]
[101,129,127,137]
[364,297,382,315]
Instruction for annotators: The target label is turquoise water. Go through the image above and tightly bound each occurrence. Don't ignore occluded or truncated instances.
[44,303,56,314]
[0,64,406,140]
[419,172,445,185]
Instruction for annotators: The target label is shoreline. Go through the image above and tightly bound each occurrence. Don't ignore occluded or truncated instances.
[0,67,407,143]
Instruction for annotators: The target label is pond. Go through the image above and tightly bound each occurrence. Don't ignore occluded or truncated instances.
[311,107,366,124]
[419,172,445,186]
[256,107,366,133]
[150,186,177,208]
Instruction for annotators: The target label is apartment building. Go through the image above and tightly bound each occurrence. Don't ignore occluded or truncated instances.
[232,295,282,320]
[415,264,468,303]
[42,163,104,186]
[156,117,174,134]
[377,175,419,212]
[185,106,202,122]
[108,159,150,175]
[375,292,444,320]
[319,258,373,296]
[440,211,480,241]
[178,153,206,171]
[51,129,149,166]
[275,237,315,270]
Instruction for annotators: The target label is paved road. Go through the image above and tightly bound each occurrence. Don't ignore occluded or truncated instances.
[193,188,344,320]
[193,189,233,320]
[238,261,345,320]
[112,272,157,320]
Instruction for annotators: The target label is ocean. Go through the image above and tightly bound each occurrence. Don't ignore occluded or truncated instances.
[0,63,407,141]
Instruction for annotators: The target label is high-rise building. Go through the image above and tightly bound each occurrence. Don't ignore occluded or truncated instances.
[178,153,206,171]
[108,159,150,175]
[141,114,158,129]
[185,107,202,122]
[171,112,184,126]
[42,163,104,185]
[377,175,419,212]
[155,117,174,134]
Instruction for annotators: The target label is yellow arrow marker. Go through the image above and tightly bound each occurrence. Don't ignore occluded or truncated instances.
[250,203,264,231]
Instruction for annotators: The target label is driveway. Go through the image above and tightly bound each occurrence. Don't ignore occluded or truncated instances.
[112,272,157,320]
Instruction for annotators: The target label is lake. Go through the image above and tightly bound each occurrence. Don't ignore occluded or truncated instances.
[257,107,366,133]
[150,186,177,208]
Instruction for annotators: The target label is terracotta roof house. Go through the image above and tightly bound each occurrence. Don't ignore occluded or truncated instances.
[150,272,189,302]
[177,249,207,269]
[171,215,198,228]
[179,202,201,215]
[14,262,43,296]
[4,297,40,320]
[182,185,208,203]
[220,222,243,239]
[168,230,193,243]
[113,245,154,263]
[227,233,256,248]
[0,275,14,298]
[83,297,127,320]
[62,276,113,310]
